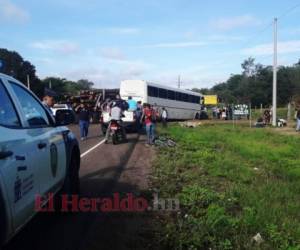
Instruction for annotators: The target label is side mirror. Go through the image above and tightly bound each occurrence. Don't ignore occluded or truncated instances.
[55,110,75,126]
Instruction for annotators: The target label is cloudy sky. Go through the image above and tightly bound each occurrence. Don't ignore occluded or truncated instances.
[1,0,300,89]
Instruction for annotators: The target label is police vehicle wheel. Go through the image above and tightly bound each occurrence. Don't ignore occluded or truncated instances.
[55,151,80,211]
[0,193,6,246]
[66,152,80,194]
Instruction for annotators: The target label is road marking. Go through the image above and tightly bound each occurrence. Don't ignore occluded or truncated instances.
[80,139,106,158]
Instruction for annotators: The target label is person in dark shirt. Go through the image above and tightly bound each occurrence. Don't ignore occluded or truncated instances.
[76,103,90,140]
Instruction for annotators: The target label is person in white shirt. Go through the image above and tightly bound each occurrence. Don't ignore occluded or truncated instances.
[104,102,126,143]
[161,107,168,128]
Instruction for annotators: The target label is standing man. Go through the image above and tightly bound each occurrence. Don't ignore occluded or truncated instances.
[115,94,129,111]
[127,96,137,111]
[136,101,143,131]
[141,104,156,146]
[42,88,56,115]
[161,107,168,128]
[296,109,300,132]
[76,103,90,141]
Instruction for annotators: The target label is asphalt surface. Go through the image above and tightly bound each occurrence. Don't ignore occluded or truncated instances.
[4,124,153,250]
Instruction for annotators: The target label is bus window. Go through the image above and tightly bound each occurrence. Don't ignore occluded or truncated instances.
[167,90,175,100]
[148,86,158,97]
[159,88,167,99]
[182,93,188,102]
[176,92,182,101]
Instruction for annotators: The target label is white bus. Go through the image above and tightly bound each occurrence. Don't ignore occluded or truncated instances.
[120,80,203,120]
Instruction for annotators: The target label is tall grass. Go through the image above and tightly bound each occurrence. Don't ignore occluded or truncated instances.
[153,125,300,249]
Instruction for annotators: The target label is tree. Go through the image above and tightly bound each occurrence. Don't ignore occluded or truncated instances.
[0,48,44,97]
[199,58,300,107]
[77,79,94,90]
[241,57,256,77]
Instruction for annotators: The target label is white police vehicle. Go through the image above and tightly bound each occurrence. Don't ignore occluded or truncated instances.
[0,73,80,246]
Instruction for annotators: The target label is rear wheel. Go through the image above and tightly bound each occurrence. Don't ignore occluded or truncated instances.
[195,113,200,120]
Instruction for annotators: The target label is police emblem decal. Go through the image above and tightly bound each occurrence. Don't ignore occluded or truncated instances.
[50,144,58,177]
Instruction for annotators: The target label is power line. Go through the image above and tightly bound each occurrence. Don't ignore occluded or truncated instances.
[239,2,300,63]
[278,2,300,20]
[241,21,273,49]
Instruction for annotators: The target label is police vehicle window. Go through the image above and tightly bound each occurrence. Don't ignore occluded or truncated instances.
[10,82,50,127]
[0,80,21,128]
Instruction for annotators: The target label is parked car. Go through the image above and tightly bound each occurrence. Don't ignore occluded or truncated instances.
[51,103,73,116]
[100,110,137,135]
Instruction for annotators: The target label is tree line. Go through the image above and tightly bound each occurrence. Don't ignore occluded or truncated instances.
[2,48,300,107]
[193,57,300,107]
[0,48,94,98]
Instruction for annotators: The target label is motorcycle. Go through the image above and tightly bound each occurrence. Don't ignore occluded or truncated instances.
[109,120,126,144]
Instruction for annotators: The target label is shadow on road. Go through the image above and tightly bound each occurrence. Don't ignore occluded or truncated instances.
[4,134,155,250]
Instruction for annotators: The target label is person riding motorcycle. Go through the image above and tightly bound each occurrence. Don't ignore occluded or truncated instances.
[104,101,127,143]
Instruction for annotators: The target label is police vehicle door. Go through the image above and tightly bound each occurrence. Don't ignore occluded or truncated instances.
[9,82,66,199]
[0,80,39,230]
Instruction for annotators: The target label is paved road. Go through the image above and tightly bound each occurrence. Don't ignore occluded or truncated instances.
[4,124,151,250]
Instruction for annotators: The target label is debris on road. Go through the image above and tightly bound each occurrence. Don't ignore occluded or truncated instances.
[154,136,176,147]
[179,121,203,128]
[252,233,264,245]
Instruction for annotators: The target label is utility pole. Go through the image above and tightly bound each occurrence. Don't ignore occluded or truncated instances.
[26,74,30,90]
[49,80,52,89]
[178,75,181,89]
[272,18,278,127]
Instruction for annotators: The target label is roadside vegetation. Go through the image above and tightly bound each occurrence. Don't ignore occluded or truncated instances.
[251,108,289,121]
[0,48,94,97]
[152,124,300,249]
[194,57,300,107]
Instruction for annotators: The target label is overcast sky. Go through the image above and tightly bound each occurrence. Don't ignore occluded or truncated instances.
[1,0,300,89]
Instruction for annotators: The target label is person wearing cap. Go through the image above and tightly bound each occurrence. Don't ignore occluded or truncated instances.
[42,88,56,115]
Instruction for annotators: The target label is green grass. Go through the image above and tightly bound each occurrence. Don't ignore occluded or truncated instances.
[152,124,300,250]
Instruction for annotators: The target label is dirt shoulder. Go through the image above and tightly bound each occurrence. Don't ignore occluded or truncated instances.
[118,135,155,191]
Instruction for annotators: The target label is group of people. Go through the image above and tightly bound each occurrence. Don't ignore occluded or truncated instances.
[103,96,168,145]
[212,106,233,120]
[41,89,169,145]
[79,94,168,145]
